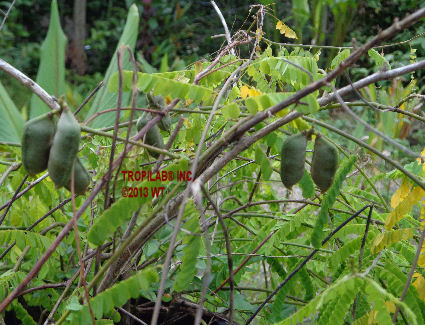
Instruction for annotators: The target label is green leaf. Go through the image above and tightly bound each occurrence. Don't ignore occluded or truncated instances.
[12,302,37,325]
[109,71,212,105]
[330,49,351,70]
[85,4,139,128]
[68,268,158,324]
[368,49,388,68]
[173,217,201,292]
[311,156,357,248]
[222,103,240,119]
[0,81,24,143]
[87,197,141,246]
[29,0,66,119]
[66,296,83,311]
[299,171,315,198]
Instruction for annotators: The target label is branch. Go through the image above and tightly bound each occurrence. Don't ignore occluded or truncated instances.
[0,58,60,111]
[210,0,235,56]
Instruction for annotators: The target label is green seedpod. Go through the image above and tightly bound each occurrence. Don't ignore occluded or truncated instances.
[280,133,307,189]
[21,115,55,176]
[65,158,90,195]
[48,107,81,188]
[146,92,171,132]
[310,135,338,192]
[136,114,165,158]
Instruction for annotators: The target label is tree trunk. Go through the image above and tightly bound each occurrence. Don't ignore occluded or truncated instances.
[71,0,87,74]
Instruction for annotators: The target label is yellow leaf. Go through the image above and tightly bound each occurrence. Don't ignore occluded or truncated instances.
[417,147,425,171]
[283,26,297,39]
[391,179,410,208]
[385,301,396,313]
[275,20,297,39]
[275,20,283,30]
[385,186,425,229]
[164,95,173,105]
[413,273,425,300]
[241,86,249,99]
[368,310,378,324]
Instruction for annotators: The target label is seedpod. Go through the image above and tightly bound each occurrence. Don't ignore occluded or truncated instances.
[65,158,90,195]
[310,135,338,192]
[280,132,307,189]
[136,114,165,158]
[21,115,55,176]
[48,107,81,188]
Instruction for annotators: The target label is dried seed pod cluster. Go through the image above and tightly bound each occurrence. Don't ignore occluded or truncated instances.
[136,112,165,158]
[279,132,338,193]
[21,107,90,195]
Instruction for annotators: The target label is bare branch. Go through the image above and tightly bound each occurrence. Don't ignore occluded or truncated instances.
[0,58,60,111]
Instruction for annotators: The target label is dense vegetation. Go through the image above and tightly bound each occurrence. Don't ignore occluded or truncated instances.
[0,1,425,324]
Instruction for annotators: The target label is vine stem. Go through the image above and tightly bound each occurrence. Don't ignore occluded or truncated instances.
[245,205,372,324]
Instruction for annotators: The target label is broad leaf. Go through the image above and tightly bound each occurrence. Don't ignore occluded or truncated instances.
[29,0,66,119]
[84,4,139,128]
[0,81,24,143]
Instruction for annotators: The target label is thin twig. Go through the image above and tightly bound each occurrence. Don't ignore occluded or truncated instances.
[74,81,103,116]
[0,173,48,212]
[213,230,276,295]
[0,175,28,226]
[201,185,234,323]
[352,205,373,319]
[392,223,425,321]
[245,205,371,324]
[43,270,80,324]
[112,46,138,202]
[329,82,421,159]
[152,116,184,174]
[117,307,148,325]
[70,165,96,324]
[0,162,21,188]
[211,0,235,56]
[194,190,212,325]
[0,0,16,31]
[104,46,125,209]
[84,107,163,125]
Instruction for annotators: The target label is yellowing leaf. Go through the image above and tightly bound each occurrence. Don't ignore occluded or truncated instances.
[391,179,410,208]
[371,228,414,254]
[413,273,425,300]
[241,85,250,99]
[385,301,396,313]
[247,88,262,97]
[276,20,283,30]
[241,86,261,98]
[368,310,378,324]
[417,147,425,171]
[275,20,297,39]
[385,186,425,229]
